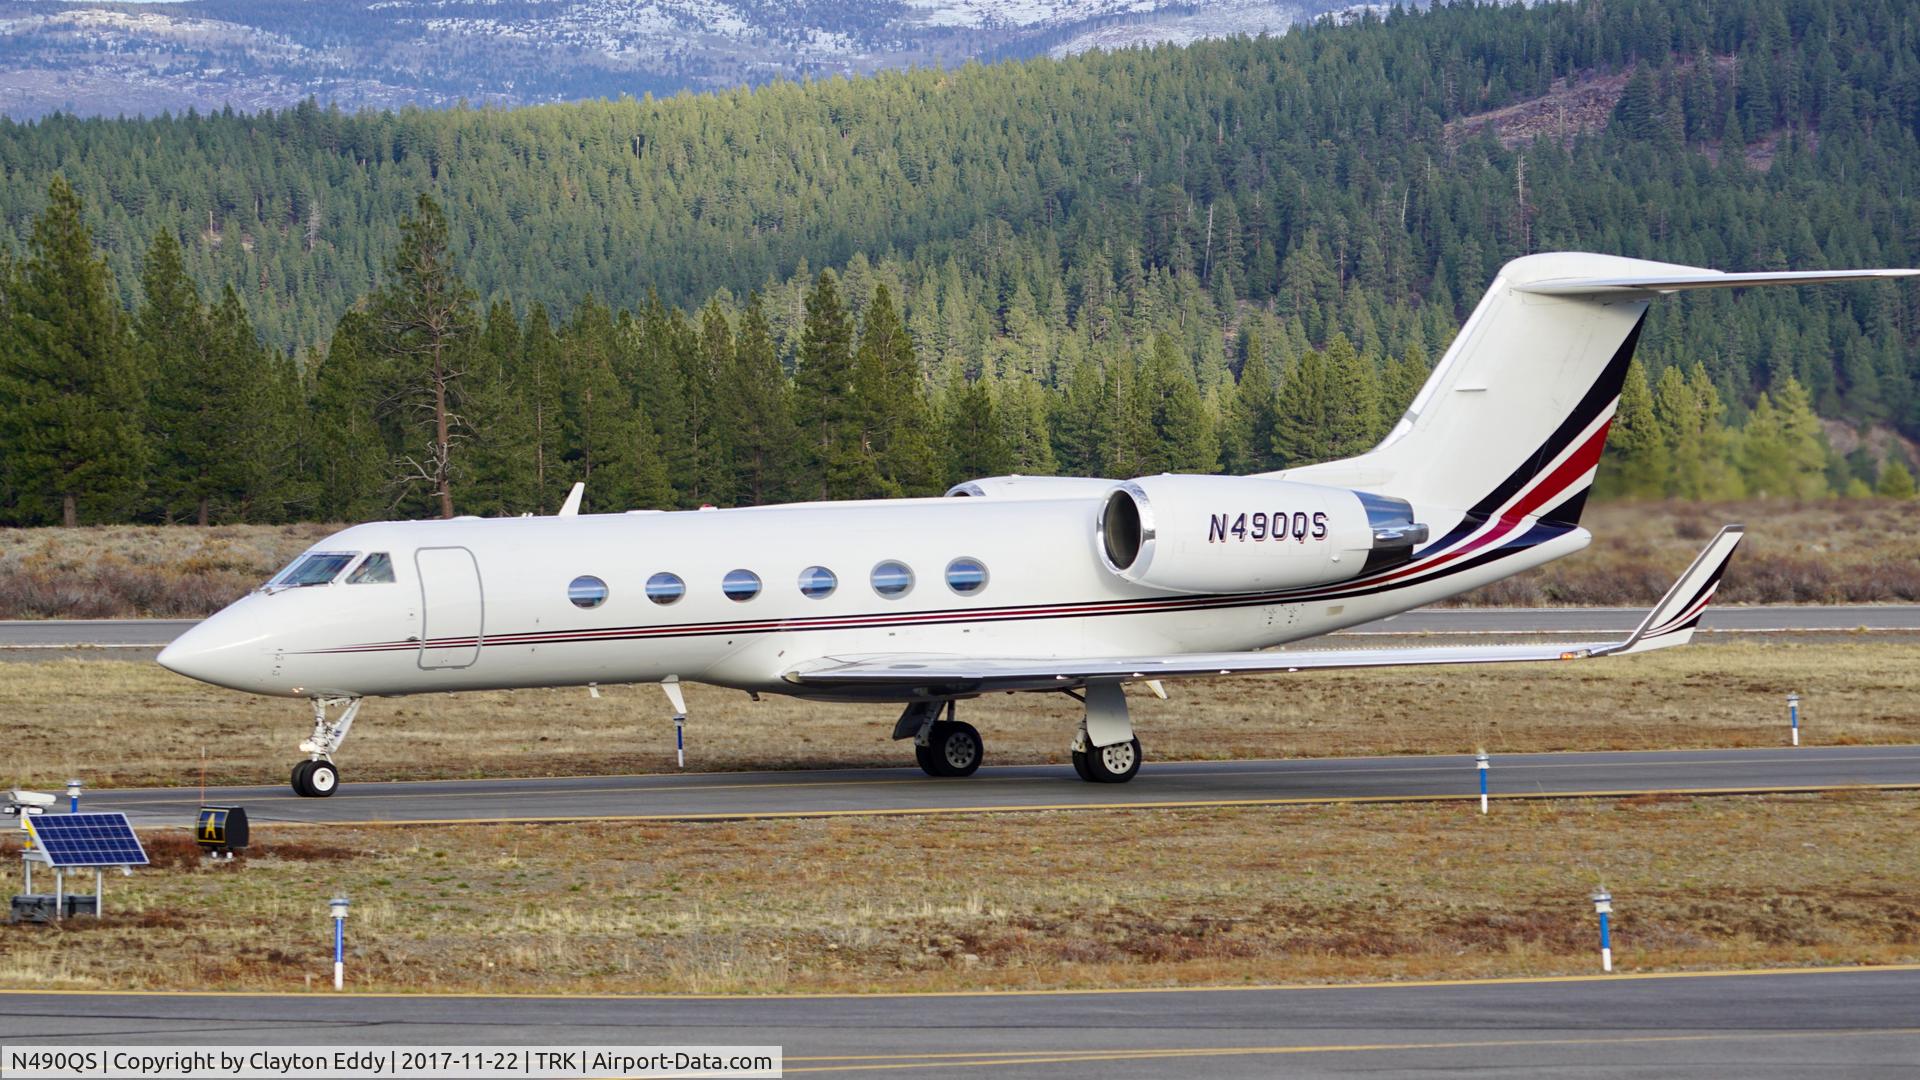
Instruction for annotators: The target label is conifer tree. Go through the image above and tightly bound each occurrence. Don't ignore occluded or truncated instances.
[370,193,477,518]
[998,378,1059,475]
[1220,330,1279,474]
[1270,348,1335,468]
[310,311,388,521]
[1766,375,1831,498]
[1139,333,1218,473]
[942,379,1012,486]
[205,285,301,521]
[687,297,736,507]
[521,304,569,513]
[726,292,798,505]
[462,299,539,515]
[1597,359,1668,498]
[0,177,146,526]
[1878,459,1917,499]
[793,270,881,499]
[1050,355,1110,476]
[1321,333,1382,457]
[137,230,214,523]
[854,284,942,497]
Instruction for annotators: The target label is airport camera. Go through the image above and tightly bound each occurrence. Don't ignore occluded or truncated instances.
[5,790,56,817]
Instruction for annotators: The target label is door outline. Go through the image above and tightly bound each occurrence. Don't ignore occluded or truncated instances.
[415,546,484,670]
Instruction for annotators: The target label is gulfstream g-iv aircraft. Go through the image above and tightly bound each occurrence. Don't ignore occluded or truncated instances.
[159,253,1917,796]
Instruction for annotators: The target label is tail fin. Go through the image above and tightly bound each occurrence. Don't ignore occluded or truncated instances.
[1275,253,1918,529]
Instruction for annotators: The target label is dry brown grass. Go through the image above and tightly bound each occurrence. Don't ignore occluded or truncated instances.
[0,524,331,618]
[1,500,1916,617]
[1456,499,1920,605]
[1,793,1913,994]
[4,641,1916,789]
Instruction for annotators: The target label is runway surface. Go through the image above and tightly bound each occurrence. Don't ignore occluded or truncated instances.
[4,967,1916,1077]
[3,604,1915,654]
[86,745,1920,828]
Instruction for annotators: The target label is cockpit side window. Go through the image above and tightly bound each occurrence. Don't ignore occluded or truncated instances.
[346,552,395,584]
[265,551,359,590]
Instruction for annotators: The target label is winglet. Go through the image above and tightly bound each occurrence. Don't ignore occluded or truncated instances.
[1601,525,1744,656]
[558,481,585,517]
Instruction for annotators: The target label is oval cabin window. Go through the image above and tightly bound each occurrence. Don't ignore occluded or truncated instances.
[945,557,988,595]
[568,575,609,609]
[870,560,914,599]
[722,569,762,602]
[797,566,838,599]
[646,572,685,605]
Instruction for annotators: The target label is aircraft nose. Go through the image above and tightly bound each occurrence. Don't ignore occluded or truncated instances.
[157,603,275,691]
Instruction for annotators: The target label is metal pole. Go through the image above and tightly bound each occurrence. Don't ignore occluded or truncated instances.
[1476,752,1490,814]
[330,896,350,990]
[1592,890,1614,972]
[1788,692,1801,747]
[675,715,685,769]
[54,867,64,921]
[96,868,104,918]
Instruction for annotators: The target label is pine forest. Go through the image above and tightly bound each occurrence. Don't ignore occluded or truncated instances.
[2,0,1918,525]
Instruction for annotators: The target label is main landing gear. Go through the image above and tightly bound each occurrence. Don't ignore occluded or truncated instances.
[893,683,1145,783]
[1067,682,1141,783]
[897,701,983,778]
[292,696,361,798]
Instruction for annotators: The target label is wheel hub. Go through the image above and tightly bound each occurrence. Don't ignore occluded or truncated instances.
[944,732,978,770]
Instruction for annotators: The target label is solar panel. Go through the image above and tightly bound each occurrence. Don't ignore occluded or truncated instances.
[26,812,149,867]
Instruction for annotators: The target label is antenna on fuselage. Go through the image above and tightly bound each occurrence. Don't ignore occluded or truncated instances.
[557,482,585,517]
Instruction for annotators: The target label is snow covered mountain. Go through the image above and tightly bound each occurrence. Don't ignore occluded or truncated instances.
[0,0,1347,119]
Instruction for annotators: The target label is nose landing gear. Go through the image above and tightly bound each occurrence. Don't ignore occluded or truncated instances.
[292,696,360,797]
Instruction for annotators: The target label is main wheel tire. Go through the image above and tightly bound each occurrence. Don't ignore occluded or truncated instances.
[914,740,942,776]
[1076,737,1142,783]
[291,760,315,797]
[305,760,339,797]
[933,720,982,778]
[915,720,983,778]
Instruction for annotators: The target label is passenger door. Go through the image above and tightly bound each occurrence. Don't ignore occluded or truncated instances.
[415,547,484,669]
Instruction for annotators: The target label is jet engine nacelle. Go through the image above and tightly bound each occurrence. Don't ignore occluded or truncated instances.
[1096,475,1428,594]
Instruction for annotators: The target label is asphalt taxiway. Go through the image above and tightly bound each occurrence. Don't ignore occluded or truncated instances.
[4,967,1916,1077]
[84,744,1920,828]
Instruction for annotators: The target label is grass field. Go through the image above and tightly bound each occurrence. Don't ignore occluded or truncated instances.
[2,792,1913,994]
[1,499,1916,618]
[4,641,1916,789]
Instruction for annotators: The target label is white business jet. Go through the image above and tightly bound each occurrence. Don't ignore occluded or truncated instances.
[159,253,1915,796]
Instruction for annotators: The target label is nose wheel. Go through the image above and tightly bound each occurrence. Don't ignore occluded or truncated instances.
[291,760,339,798]
[292,696,360,797]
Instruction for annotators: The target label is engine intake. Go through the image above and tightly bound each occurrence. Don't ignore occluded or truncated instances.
[1098,475,1426,594]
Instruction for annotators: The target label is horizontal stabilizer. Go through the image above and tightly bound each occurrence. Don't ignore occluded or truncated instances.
[1517,269,1919,296]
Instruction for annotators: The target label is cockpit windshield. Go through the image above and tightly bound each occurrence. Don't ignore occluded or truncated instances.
[264,551,359,590]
